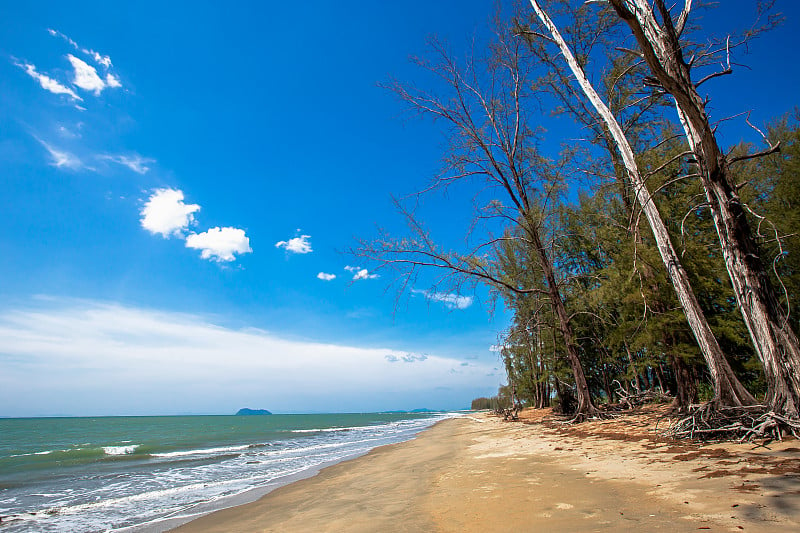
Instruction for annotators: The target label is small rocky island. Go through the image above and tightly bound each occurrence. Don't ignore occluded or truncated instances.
[236,408,272,416]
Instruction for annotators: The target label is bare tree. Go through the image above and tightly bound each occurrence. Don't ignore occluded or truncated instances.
[605,0,800,417]
[516,11,699,411]
[359,27,602,417]
[526,0,755,407]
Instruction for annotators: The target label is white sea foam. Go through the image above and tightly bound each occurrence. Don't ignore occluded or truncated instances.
[8,448,66,458]
[289,424,373,433]
[151,444,250,458]
[103,445,139,455]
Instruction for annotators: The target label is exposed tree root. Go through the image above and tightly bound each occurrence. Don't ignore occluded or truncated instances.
[564,409,614,424]
[663,403,800,441]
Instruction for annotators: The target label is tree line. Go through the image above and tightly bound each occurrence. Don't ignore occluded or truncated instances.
[357,0,800,425]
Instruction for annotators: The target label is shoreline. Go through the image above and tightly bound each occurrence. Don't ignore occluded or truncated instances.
[125,451,366,533]
[169,409,800,532]
[120,416,453,533]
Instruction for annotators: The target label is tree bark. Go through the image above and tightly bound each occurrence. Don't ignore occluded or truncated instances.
[624,341,642,392]
[528,0,755,407]
[655,364,667,393]
[602,363,614,403]
[539,342,550,408]
[529,223,600,416]
[608,0,800,417]
[668,331,697,412]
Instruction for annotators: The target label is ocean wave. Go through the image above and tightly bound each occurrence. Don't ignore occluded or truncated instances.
[0,413,449,532]
[7,444,146,464]
[289,419,435,434]
[151,444,251,458]
[257,435,386,458]
[8,449,63,458]
[289,427,354,433]
[103,445,140,456]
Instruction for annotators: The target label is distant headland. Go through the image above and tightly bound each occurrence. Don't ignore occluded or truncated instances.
[235,408,272,416]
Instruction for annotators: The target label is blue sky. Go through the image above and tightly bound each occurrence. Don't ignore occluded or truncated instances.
[1,1,798,416]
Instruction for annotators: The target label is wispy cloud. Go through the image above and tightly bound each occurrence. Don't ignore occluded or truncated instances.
[185,227,252,262]
[140,188,200,238]
[317,272,336,281]
[56,123,82,139]
[15,61,81,101]
[0,300,497,415]
[36,138,85,170]
[47,28,79,49]
[412,289,473,310]
[385,353,429,363]
[41,30,120,97]
[275,234,312,254]
[99,154,155,174]
[18,30,120,103]
[48,28,113,69]
[345,265,378,281]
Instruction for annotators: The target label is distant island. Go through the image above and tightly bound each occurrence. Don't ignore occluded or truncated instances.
[236,408,272,416]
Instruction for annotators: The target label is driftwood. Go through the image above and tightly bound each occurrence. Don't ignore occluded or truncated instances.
[663,404,800,441]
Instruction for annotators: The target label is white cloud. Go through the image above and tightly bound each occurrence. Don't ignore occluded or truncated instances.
[67,54,108,95]
[49,28,113,69]
[317,272,336,281]
[26,31,119,101]
[412,289,473,310]
[36,138,85,170]
[140,188,200,238]
[16,61,81,101]
[105,73,121,88]
[90,51,112,69]
[345,265,378,281]
[353,269,378,280]
[100,154,155,174]
[47,28,79,49]
[0,300,498,415]
[385,353,429,363]
[275,234,312,254]
[186,227,252,262]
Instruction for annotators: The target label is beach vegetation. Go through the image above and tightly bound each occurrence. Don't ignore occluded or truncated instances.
[360,1,800,437]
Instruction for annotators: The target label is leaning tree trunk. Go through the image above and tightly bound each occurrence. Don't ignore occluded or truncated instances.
[528,0,755,407]
[608,0,800,417]
[528,223,600,417]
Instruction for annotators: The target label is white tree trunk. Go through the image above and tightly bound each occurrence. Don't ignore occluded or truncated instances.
[528,0,754,406]
[609,0,800,416]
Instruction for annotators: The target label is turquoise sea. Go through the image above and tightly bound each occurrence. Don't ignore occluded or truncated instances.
[0,412,451,532]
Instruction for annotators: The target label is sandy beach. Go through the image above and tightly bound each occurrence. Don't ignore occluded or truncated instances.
[173,409,800,532]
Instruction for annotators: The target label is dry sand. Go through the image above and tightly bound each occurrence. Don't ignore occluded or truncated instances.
[173,408,800,532]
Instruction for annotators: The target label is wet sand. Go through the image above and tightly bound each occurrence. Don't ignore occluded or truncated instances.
[173,412,800,532]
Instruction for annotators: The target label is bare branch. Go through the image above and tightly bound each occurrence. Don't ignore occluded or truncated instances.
[728,142,781,166]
